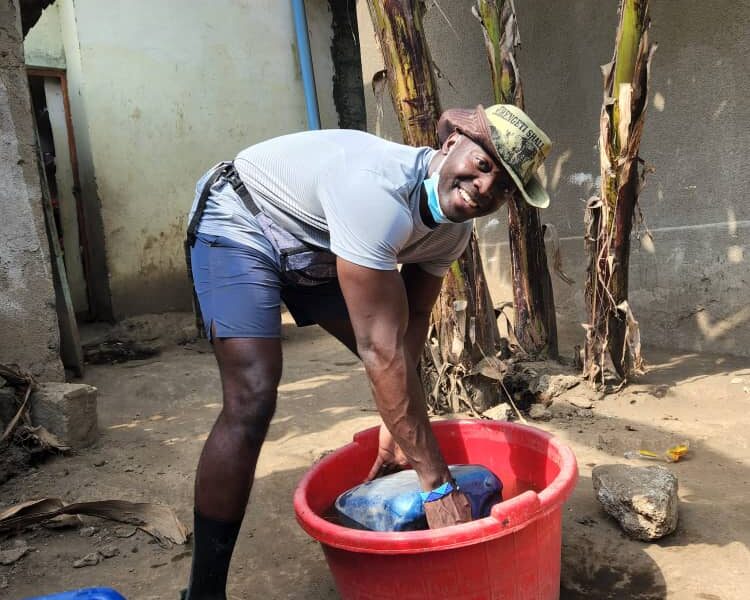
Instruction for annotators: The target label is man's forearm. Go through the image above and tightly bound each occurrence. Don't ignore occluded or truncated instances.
[336,260,450,491]
[387,306,446,488]
[363,348,451,491]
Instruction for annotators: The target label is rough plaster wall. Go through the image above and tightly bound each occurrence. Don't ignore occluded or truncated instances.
[22,0,65,68]
[45,0,335,318]
[0,0,64,380]
[357,0,750,357]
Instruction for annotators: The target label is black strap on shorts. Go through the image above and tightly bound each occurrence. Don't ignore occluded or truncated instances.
[224,165,261,216]
[186,161,234,248]
[184,161,264,333]
[184,161,336,334]
[184,160,233,337]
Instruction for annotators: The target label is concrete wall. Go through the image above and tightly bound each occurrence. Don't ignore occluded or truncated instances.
[357,0,750,357]
[19,0,748,357]
[0,0,64,380]
[22,1,65,69]
[24,0,336,319]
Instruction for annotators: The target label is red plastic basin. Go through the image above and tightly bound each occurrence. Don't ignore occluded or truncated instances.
[294,419,578,599]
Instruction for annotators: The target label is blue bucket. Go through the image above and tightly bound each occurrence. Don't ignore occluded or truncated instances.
[24,588,126,600]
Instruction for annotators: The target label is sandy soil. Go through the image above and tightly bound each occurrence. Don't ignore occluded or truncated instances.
[1,314,748,599]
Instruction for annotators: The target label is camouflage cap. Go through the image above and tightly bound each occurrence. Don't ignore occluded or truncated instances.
[437,104,552,208]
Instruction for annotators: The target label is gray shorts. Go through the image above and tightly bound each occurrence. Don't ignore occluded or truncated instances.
[190,233,349,339]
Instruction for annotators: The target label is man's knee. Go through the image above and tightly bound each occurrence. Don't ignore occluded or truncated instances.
[221,383,278,440]
[213,337,282,442]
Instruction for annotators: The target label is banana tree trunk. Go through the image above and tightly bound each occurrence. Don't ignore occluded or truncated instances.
[366,0,439,146]
[367,0,502,413]
[474,0,558,359]
[584,0,656,384]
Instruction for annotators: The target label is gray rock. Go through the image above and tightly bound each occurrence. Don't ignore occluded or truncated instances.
[79,526,99,537]
[592,464,679,541]
[114,526,137,538]
[0,539,29,565]
[73,552,100,568]
[99,544,120,559]
[529,404,552,421]
[482,403,511,421]
[532,374,580,403]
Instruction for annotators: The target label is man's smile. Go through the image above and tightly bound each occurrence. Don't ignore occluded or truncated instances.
[457,186,478,208]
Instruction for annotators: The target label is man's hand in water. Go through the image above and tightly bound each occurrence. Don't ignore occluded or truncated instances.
[423,489,473,529]
[366,424,410,481]
[365,425,473,528]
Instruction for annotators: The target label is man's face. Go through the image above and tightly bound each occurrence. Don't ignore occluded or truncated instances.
[436,133,516,222]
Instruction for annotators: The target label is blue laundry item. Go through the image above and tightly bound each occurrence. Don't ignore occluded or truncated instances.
[335,464,502,532]
[24,588,126,600]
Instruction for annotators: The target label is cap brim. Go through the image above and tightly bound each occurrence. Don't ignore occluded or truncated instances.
[497,156,550,209]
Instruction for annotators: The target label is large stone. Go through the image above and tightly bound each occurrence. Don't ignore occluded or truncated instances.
[531,373,581,403]
[504,362,584,408]
[481,403,511,421]
[529,404,552,421]
[592,464,679,541]
[29,383,98,448]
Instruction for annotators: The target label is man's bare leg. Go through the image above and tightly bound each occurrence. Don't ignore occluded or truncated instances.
[185,334,282,600]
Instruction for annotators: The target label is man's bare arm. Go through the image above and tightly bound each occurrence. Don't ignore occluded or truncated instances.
[336,258,450,491]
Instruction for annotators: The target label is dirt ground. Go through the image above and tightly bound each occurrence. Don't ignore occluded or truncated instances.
[1,313,749,599]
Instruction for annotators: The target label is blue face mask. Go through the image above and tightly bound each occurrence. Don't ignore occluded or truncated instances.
[423,174,452,224]
[423,141,459,225]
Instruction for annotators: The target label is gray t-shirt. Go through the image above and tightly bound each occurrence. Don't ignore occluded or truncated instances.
[190,129,472,276]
